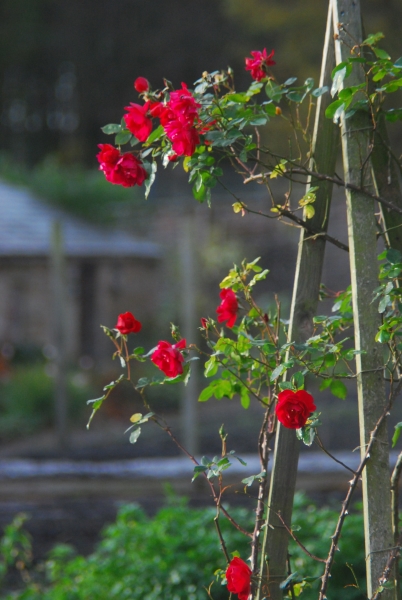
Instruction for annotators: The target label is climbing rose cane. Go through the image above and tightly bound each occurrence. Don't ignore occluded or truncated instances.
[226,557,252,600]
[216,288,238,328]
[115,312,142,335]
[275,389,316,429]
[151,339,186,378]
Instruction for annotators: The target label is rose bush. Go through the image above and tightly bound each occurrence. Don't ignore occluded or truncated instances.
[115,312,142,335]
[275,389,316,429]
[151,339,186,378]
[226,557,252,600]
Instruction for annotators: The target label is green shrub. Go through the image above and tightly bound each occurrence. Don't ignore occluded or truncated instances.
[1,493,374,600]
[0,366,95,438]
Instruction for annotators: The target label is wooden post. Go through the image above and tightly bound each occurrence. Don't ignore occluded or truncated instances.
[50,220,69,454]
[256,5,339,597]
[332,0,395,596]
[180,214,199,456]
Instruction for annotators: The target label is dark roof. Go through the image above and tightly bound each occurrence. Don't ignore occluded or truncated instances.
[0,181,160,259]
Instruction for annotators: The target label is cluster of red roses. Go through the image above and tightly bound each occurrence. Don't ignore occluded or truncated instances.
[97,48,275,188]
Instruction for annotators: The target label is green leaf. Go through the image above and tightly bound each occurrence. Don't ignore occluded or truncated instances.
[386,248,402,264]
[330,380,347,400]
[101,123,122,135]
[363,32,385,46]
[204,357,218,377]
[325,99,345,121]
[392,422,402,447]
[144,161,157,199]
[226,93,250,103]
[378,295,391,314]
[312,86,328,97]
[192,465,208,481]
[265,80,283,103]
[144,124,164,146]
[129,428,142,444]
[373,47,391,60]
[291,372,304,390]
[240,388,250,409]
[115,131,132,145]
[304,205,315,219]
[287,90,304,103]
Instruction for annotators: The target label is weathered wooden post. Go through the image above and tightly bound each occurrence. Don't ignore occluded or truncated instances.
[332,0,394,596]
[256,5,339,597]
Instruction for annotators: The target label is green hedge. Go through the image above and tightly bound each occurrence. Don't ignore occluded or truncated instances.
[2,493,370,599]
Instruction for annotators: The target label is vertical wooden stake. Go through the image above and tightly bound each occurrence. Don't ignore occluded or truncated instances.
[256,3,339,597]
[332,0,395,596]
[51,220,69,454]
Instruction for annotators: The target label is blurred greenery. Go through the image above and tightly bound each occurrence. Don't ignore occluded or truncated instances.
[0,493,383,599]
[0,153,140,224]
[0,365,95,439]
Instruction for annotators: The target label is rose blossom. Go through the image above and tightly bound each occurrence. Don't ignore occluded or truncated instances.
[216,288,238,328]
[163,118,200,157]
[157,83,201,157]
[275,389,316,429]
[226,557,252,600]
[151,339,186,378]
[134,77,149,93]
[245,48,275,81]
[97,145,147,187]
[124,102,153,142]
[115,312,142,335]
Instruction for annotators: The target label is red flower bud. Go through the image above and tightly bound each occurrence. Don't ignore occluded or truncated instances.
[134,77,149,93]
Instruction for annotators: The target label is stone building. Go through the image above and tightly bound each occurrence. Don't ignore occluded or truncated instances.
[0,180,160,366]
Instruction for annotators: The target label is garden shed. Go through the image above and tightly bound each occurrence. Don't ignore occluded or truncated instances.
[0,180,161,365]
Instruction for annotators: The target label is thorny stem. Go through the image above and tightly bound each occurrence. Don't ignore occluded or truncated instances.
[243,166,402,218]
[315,432,357,476]
[390,450,402,599]
[275,511,326,564]
[250,408,272,576]
[370,535,402,600]
[146,407,253,539]
[318,381,402,600]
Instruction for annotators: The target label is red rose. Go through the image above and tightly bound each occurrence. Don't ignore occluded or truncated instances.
[164,119,200,156]
[216,288,238,328]
[151,339,186,378]
[124,102,153,142]
[200,318,208,329]
[275,389,316,429]
[134,77,149,93]
[245,48,275,81]
[115,312,142,335]
[226,557,252,600]
[97,145,147,187]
